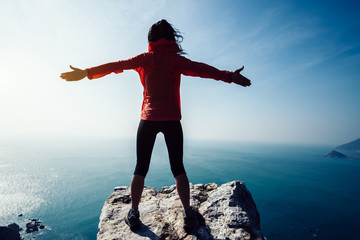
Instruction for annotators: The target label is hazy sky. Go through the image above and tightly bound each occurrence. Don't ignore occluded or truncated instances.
[1,0,359,145]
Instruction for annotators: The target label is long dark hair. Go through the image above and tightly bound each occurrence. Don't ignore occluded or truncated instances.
[148,19,185,54]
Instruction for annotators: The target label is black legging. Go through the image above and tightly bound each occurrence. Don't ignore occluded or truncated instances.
[134,120,186,178]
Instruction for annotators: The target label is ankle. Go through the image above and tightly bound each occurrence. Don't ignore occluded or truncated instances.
[184,206,196,216]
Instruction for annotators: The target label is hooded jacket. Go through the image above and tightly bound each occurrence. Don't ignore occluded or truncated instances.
[86,39,233,121]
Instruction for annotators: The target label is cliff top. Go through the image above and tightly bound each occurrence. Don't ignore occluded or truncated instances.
[97,181,264,240]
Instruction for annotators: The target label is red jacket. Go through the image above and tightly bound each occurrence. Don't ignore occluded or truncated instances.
[87,39,233,121]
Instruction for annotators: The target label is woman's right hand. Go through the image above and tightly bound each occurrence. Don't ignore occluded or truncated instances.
[60,65,88,81]
[232,66,251,87]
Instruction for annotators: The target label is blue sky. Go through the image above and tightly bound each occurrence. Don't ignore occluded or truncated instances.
[1,0,359,145]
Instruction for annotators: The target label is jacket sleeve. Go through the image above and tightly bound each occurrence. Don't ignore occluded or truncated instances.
[86,53,148,80]
[176,55,233,83]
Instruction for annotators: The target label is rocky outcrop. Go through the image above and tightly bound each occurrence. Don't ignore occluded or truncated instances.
[0,224,21,240]
[0,217,46,240]
[97,181,264,240]
[25,219,45,233]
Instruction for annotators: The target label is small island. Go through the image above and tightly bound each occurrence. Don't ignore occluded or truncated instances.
[325,150,350,159]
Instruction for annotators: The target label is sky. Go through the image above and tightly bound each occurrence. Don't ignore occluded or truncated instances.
[0,0,359,145]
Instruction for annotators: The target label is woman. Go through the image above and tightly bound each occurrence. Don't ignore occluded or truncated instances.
[60,19,251,233]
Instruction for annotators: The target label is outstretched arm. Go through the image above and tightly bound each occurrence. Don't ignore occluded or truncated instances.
[60,65,88,81]
[232,66,251,87]
[178,56,251,86]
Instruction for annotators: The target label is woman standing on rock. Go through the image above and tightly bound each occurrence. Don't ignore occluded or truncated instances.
[60,19,251,233]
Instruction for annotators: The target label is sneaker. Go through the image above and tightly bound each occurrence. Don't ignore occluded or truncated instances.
[183,207,199,233]
[124,208,141,230]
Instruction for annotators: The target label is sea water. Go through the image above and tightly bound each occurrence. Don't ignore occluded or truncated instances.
[0,137,359,240]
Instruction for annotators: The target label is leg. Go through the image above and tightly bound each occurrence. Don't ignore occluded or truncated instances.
[163,121,189,210]
[130,174,144,210]
[125,175,143,230]
[175,173,190,211]
[132,120,157,209]
[163,121,198,232]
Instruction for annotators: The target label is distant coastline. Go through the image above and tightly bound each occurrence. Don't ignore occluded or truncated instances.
[325,138,360,159]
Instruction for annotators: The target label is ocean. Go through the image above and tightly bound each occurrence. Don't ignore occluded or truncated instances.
[1,137,359,240]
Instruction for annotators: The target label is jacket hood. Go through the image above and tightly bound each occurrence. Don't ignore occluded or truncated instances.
[148,38,179,53]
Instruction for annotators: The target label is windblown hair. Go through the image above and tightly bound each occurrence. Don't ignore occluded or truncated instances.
[148,19,185,54]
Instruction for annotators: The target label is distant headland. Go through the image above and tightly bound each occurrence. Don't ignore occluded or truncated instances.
[325,138,360,159]
[335,138,360,153]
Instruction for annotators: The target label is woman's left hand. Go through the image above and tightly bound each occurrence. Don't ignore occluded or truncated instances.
[232,66,251,87]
